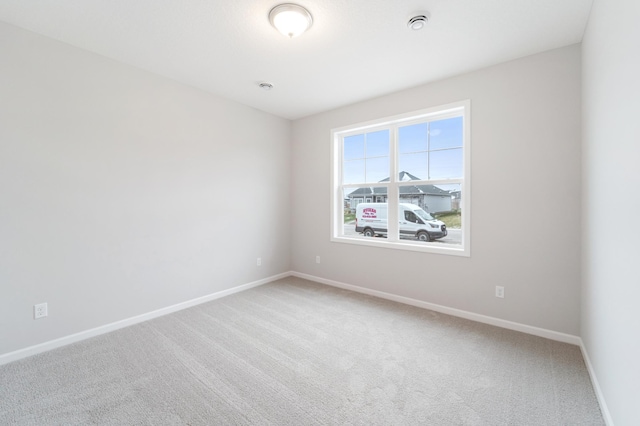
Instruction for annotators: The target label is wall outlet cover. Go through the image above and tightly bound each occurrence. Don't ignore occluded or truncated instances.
[34,303,48,319]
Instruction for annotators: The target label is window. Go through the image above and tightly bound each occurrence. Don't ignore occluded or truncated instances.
[404,211,422,224]
[331,100,470,256]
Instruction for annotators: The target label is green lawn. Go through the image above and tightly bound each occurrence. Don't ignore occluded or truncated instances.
[344,212,356,223]
[433,211,461,229]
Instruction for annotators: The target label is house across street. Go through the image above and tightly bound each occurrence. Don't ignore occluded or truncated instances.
[347,171,454,214]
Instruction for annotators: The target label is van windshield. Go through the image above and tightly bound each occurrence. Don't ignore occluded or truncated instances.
[414,209,434,221]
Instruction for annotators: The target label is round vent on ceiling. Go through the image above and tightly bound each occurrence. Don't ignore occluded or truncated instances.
[407,15,429,31]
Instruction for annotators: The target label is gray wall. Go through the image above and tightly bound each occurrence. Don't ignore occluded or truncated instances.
[0,22,291,355]
[582,0,640,424]
[291,45,583,335]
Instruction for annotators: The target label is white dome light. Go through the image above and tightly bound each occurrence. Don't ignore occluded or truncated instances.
[269,4,313,38]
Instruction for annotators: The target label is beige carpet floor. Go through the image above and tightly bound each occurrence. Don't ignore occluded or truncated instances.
[0,276,603,425]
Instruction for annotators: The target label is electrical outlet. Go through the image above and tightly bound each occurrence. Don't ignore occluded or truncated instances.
[495,286,505,298]
[315,255,320,264]
[257,257,262,266]
[34,303,48,319]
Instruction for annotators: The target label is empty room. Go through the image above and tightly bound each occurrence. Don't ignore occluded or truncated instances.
[1,0,638,425]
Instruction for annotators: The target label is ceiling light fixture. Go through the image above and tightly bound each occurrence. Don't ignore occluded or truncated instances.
[269,3,313,38]
[407,14,429,31]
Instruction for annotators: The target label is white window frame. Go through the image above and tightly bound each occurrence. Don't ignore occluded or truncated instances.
[330,100,470,257]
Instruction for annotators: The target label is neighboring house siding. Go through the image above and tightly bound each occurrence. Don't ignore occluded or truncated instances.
[420,195,451,213]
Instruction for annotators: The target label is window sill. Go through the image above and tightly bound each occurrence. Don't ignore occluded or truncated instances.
[330,235,470,257]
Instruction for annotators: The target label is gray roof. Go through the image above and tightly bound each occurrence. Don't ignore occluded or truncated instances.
[348,172,451,197]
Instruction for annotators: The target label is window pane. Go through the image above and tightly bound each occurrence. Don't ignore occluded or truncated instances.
[366,157,389,183]
[366,130,389,157]
[343,131,389,184]
[344,134,364,160]
[343,187,387,239]
[430,117,463,150]
[429,148,462,179]
[398,184,461,246]
[398,152,427,180]
[399,123,427,153]
[343,159,365,184]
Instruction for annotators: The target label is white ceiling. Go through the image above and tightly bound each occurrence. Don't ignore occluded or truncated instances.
[0,0,593,120]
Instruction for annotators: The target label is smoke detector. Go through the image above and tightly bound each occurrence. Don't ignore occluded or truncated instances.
[407,15,429,31]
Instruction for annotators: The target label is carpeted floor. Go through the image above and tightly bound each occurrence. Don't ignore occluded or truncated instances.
[0,276,603,425]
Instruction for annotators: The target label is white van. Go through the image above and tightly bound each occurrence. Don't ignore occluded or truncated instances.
[355,203,447,242]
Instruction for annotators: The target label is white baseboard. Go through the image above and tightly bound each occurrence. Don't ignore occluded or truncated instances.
[2,270,611,424]
[579,339,614,426]
[291,271,581,345]
[0,272,289,366]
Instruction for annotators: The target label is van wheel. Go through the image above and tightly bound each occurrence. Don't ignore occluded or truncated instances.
[417,231,431,242]
[363,228,375,237]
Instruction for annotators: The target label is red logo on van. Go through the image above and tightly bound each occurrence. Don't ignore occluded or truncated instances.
[362,208,377,218]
